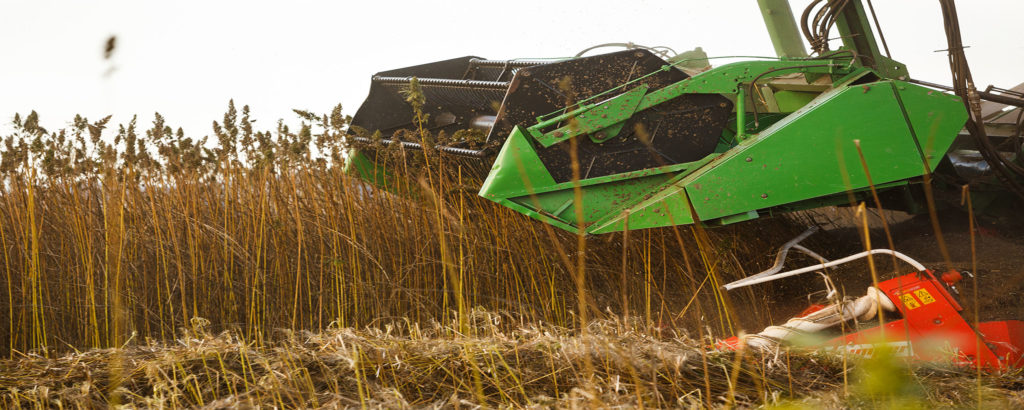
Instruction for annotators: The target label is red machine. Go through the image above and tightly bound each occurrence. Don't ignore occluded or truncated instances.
[719,229,1024,369]
[829,270,1024,368]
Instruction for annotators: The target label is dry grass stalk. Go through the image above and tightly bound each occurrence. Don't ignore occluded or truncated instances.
[0,104,806,356]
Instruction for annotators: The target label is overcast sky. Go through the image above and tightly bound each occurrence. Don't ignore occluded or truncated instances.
[2,0,1021,137]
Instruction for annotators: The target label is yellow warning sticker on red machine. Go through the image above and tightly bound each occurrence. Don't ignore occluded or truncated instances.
[913,289,936,305]
[900,294,921,310]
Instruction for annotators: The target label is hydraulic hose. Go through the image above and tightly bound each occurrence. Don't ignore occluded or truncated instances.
[938,0,1024,201]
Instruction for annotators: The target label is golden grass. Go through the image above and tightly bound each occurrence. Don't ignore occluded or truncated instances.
[2,103,1017,407]
[0,103,808,356]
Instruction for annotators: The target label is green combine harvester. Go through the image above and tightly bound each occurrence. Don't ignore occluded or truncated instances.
[345,0,1023,234]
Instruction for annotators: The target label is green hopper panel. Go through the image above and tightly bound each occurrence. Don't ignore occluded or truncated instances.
[480,79,966,234]
[685,80,964,221]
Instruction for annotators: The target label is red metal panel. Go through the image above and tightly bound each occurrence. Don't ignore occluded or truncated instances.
[976,320,1024,368]
[831,271,1003,368]
[721,270,1024,369]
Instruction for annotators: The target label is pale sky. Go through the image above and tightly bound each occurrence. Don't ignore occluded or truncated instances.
[2,0,1021,137]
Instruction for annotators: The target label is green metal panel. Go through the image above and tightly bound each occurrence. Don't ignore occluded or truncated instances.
[773,90,818,112]
[683,80,965,221]
[889,80,966,171]
[587,171,705,234]
[587,196,703,234]
[872,55,910,80]
[506,173,678,225]
[481,127,717,232]
[479,126,557,199]
[344,148,393,189]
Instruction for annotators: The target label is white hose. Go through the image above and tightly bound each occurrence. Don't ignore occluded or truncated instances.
[743,287,898,350]
[724,249,926,291]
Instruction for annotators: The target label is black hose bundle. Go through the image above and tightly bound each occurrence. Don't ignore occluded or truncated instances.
[938,0,1024,201]
[800,0,852,55]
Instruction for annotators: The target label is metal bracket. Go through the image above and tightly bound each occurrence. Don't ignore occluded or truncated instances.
[528,85,649,147]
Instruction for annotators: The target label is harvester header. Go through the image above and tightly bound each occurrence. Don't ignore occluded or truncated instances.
[345,0,1022,233]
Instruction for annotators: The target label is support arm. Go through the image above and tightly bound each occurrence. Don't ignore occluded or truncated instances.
[757,0,808,58]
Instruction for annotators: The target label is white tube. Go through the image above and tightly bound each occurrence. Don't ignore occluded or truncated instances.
[743,287,896,350]
[724,249,926,291]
